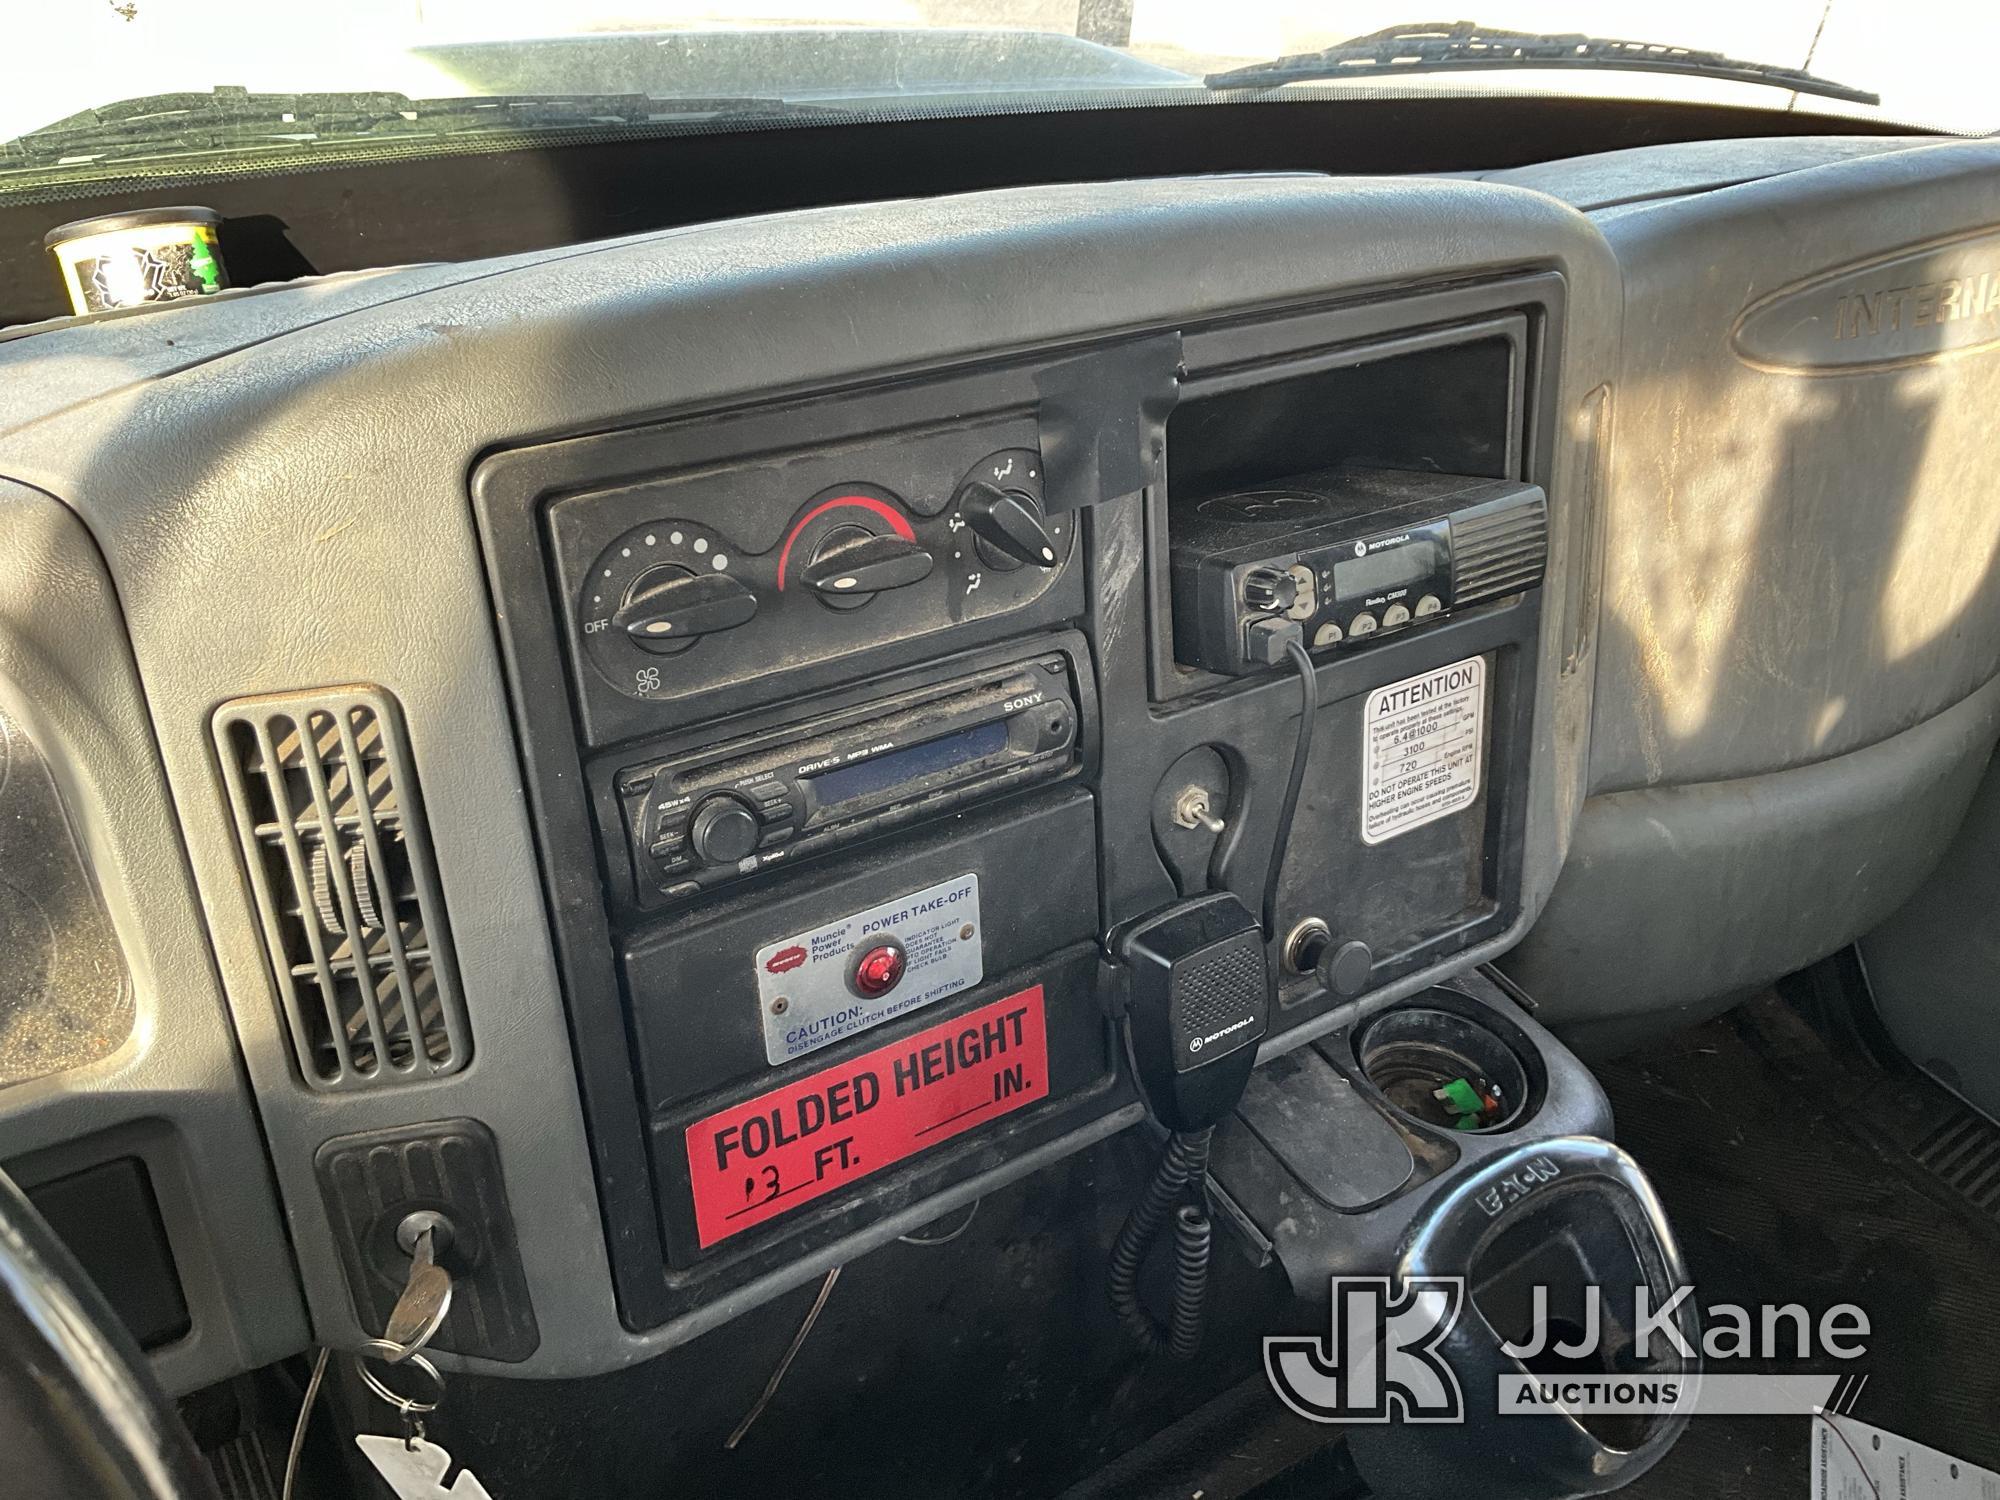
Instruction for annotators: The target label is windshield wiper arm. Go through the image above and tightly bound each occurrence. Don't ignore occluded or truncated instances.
[1204,20,1879,106]
[5,86,822,163]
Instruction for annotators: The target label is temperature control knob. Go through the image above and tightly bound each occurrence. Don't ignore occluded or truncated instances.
[689,794,761,865]
[802,527,935,608]
[958,480,1059,571]
[614,567,759,652]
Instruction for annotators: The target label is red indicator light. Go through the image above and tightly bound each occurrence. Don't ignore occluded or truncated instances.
[850,943,906,999]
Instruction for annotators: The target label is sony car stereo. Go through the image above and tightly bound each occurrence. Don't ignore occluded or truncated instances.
[1169,465,1548,676]
[615,652,1080,907]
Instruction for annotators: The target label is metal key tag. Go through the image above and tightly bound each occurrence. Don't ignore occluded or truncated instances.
[357,1434,495,1500]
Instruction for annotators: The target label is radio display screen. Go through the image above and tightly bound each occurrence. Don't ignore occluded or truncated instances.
[806,719,1011,807]
[1337,537,1438,599]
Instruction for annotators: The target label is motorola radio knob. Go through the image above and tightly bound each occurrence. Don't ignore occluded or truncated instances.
[1242,567,1298,614]
[689,794,760,865]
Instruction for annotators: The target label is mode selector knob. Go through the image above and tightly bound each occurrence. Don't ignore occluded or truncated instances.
[689,794,761,865]
[958,480,1059,571]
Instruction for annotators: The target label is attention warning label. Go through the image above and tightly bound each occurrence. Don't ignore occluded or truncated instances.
[685,987,1049,1248]
[1361,656,1486,845]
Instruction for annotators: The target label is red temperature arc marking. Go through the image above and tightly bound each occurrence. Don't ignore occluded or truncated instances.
[774,493,916,591]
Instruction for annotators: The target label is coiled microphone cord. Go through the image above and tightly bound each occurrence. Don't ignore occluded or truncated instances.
[1107,1128,1215,1359]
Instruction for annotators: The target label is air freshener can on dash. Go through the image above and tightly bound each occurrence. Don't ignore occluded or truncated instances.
[44,206,227,314]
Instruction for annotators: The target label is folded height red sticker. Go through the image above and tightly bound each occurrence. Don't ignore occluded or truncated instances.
[685,985,1049,1248]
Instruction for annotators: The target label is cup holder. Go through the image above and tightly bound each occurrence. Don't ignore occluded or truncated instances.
[1355,1002,1532,1133]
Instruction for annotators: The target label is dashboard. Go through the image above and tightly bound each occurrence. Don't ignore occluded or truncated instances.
[1,130,1998,1395]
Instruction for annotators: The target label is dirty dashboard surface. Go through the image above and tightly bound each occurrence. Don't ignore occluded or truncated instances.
[2,128,1999,1494]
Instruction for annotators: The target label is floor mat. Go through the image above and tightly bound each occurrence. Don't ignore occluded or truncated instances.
[1593,991,2000,1498]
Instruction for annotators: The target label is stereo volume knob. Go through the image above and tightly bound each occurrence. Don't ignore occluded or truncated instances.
[689,794,761,865]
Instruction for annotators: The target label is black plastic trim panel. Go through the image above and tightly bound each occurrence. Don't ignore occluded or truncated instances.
[477,272,1567,1331]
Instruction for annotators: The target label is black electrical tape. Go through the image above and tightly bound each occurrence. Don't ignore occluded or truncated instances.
[1033,331,1182,514]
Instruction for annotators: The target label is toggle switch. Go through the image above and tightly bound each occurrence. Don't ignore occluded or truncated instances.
[1171,786,1226,834]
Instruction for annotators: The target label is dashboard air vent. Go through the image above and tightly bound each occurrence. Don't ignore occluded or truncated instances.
[214,687,469,1091]
[1453,492,1549,606]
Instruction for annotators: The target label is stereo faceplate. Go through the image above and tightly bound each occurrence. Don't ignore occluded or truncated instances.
[615,653,1080,908]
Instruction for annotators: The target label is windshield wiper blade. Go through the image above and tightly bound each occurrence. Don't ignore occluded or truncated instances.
[1204,20,1880,106]
[4,86,821,164]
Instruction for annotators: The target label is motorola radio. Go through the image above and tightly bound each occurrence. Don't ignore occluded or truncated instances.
[1169,465,1548,676]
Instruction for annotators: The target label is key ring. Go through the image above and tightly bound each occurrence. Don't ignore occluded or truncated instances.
[353,1336,445,1416]
[380,1282,452,1364]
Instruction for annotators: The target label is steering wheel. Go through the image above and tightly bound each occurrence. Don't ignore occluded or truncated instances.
[0,1166,220,1500]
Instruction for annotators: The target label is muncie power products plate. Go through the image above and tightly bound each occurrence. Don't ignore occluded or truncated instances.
[755,873,983,1066]
[685,986,1049,1248]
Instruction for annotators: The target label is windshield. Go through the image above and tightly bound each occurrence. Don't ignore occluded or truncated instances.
[7,0,1992,195]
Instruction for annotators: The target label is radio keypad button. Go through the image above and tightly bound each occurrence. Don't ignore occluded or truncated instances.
[1312,621,1344,648]
[1349,612,1380,638]
[1415,594,1444,618]
[1382,602,1412,630]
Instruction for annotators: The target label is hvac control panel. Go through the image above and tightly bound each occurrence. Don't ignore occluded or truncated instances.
[546,417,1077,745]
